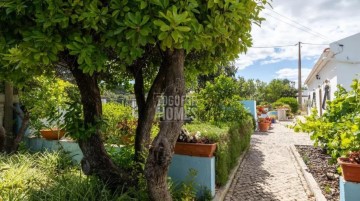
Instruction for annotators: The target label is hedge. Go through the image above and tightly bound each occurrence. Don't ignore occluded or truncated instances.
[185,115,254,186]
[215,116,253,186]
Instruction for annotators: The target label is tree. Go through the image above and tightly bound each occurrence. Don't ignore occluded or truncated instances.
[264,79,296,103]
[254,79,267,103]
[197,64,237,90]
[238,77,257,99]
[0,0,266,199]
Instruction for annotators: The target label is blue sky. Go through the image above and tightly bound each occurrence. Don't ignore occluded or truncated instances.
[236,58,315,83]
[234,0,360,85]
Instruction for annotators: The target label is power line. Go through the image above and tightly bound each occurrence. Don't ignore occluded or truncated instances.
[301,42,328,46]
[250,44,297,48]
[262,12,330,42]
[250,42,328,49]
[267,8,333,41]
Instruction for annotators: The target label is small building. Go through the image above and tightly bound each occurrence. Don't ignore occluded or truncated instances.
[305,33,360,115]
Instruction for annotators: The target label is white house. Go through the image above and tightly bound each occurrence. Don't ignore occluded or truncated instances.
[305,33,360,115]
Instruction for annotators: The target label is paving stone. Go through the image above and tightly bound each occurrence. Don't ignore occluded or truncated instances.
[224,122,314,201]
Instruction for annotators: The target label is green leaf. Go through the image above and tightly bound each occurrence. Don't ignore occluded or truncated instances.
[140,15,150,26]
[140,27,151,36]
[153,19,167,27]
[171,30,181,42]
[175,26,191,32]
[126,30,137,39]
[158,32,168,40]
[140,1,148,9]
[42,56,50,65]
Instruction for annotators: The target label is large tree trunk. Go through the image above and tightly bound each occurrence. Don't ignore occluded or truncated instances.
[127,47,166,164]
[145,49,185,201]
[70,67,130,190]
[133,64,166,163]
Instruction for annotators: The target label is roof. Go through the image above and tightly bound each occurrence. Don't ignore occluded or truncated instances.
[304,48,333,85]
[305,32,360,85]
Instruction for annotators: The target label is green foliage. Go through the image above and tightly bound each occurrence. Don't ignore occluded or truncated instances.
[183,123,228,142]
[0,151,146,201]
[185,116,253,186]
[0,0,266,80]
[106,146,136,171]
[264,79,297,103]
[170,168,197,201]
[275,97,299,114]
[20,75,74,135]
[196,75,247,126]
[102,102,135,145]
[215,116,253,186]
[293,80,360,160]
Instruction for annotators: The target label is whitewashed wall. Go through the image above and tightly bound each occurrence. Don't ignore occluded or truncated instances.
[306,33,360,116]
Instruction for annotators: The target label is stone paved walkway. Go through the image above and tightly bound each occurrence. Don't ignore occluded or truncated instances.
[225,121,314,201]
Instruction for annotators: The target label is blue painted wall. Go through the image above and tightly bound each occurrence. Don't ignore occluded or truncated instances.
[241,100,257,123]
[168,154,215,197]
[340,176,360,201]
[24,137,83,163]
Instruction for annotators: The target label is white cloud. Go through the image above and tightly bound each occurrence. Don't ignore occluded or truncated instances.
[275,68,312,84]
[234,0,360,70]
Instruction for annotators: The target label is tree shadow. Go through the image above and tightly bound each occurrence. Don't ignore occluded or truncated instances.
[225,138,280,201]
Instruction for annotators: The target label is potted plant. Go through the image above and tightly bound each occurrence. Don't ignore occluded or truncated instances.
[21,76,72,140]
[39,129,65,140]
[258,118,270,132]
[174,129,217,157]
[29,106,66,140]
[338,151,360,182]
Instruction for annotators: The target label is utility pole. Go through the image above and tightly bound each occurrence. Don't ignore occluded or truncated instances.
[298,42,302,110]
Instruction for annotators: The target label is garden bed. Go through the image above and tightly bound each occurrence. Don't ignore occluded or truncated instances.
[295,145,339,201]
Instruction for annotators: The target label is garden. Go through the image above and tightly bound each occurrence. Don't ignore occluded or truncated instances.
[0,71,254,200]
[0,0,271,200]
[292,79,360,200]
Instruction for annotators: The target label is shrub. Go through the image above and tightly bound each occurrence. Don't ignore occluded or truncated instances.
[293,80,360,160]
[274,97,298,114]
[102,102,135,145]
[185,115,254,186]
[20,76,74,135]
[195,75,247,127]
[215,116,253,186]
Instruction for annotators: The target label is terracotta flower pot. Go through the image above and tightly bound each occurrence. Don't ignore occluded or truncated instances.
[338,157,360,182]
[40,129,65,140]
[174,142,217,157]
[258,122,269,132]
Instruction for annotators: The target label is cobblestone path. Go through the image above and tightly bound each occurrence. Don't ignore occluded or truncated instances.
[224,122,314,201]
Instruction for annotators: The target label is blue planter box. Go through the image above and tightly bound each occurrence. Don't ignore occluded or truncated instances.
[168,154,215,197]
[340,176,360,201]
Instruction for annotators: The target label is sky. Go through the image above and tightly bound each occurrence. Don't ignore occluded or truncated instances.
[235,0,360,85]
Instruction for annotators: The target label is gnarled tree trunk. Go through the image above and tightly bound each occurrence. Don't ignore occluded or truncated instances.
[70,66,130,190]
[145,49,185,201]
[133,64,167,163]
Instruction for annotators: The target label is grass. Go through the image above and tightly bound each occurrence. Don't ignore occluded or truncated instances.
[0,151,132,201]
